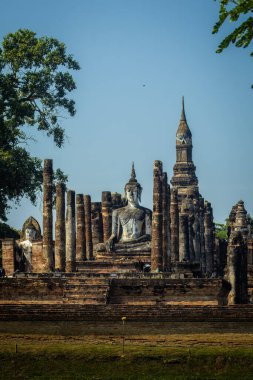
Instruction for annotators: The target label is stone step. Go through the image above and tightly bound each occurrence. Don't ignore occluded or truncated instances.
[1,303,253,322]
[64,291,107,298]
[64,284,108,289]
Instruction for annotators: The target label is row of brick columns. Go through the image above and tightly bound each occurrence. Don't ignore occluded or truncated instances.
[42,159,93,272]
[43,159,216,274]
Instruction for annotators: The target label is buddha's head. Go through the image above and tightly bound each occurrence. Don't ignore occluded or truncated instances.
[21,216,41,242]
[124,163,142,205]
[25,224,37,241]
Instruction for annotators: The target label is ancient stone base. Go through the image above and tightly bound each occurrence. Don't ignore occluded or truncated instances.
[171,262,201,278]
[1,303,253,322]
[0,273,230,306]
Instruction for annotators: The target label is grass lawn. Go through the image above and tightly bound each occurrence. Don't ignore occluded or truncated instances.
[0,321,253,379]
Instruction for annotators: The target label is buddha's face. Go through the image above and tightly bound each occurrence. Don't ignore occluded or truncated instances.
[125,185,139,205]
[25,227,36,241]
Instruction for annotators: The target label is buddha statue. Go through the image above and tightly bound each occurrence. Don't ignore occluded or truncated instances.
[17,216,41,272]
[97,164,152,254]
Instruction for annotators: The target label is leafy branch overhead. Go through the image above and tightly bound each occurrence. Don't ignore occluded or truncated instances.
[0,29,80,147]
[213,0,253,85]
[0,29,80,221]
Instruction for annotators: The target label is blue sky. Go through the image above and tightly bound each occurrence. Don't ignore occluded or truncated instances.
[1,0,252,229]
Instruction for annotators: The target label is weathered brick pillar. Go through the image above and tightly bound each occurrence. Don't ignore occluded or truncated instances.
[161,172,170,272]
[199,197,206,273]
[91,202,103,245]
[111,192,122,208]
[76,194,86,262]
[228,204,237,239]
[84,195,93,260]
[188,197,195,262]
[2,238,15,275]
[102,191,112,242]
[66,190,76,272]
[55,183,66,271]
[151,160,163,272]
[204,201,214,275]
[227,231,248,304]
[193,198,201,263]
[32,241,46,273]
[234,200,248,238]
[170,188,179,263]
[43,159,54,272]
[179,212,189,262]
[247,238,253,266]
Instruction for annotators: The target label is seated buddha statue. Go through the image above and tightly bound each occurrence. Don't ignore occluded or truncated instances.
[97,164,152,254]
[17,216,42,272]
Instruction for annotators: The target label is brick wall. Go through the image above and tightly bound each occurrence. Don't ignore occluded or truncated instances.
[2,239,15,276]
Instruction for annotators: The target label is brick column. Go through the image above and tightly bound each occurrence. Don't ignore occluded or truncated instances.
[91,202,103,245]
[43,159,54,272]
[247,238,253,266]
[111,192,122,208]
[188,212,195,262]
[193,198,201,263]
[76,194,86,262]
[179,213,189,262]
[204,201,214,275]
[2,238,15,275]
[55,183,66,271]
[32,241,46,273]
[66,190,76,272]
[170,188,179,263]
[151,160,163,272]
[84,195,93,260]
[102,191,112,242]
[161,172,170,271]
[199,197,206,273]
[227,231,248,304]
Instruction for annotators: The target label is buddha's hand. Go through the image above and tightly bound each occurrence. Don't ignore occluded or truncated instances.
[105,237,114,253]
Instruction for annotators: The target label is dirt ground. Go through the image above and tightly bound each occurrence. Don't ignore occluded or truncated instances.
[1,321,253,348]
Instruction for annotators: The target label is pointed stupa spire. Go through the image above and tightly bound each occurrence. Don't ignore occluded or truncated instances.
[180,96,186,121]
[131,162,136,181]
[176,96,192,139]
[125,162,142,195]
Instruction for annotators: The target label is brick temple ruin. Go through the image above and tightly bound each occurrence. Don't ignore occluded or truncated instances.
[1,98,253,321]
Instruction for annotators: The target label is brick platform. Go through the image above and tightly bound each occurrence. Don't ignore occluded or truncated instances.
[0,303,253,322]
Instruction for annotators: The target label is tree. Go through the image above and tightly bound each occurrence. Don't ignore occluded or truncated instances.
[0,29,80,221]
[215,222,228,240]
[213,0,253,85]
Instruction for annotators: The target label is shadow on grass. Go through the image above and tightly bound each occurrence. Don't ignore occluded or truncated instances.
[1,344,253,380]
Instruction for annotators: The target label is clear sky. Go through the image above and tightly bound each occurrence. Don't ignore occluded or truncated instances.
[1,0,252,230]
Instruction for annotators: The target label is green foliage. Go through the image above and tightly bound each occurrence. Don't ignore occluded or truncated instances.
[215,222,228,239]
[0,222,20,240]
[213,1,253,86]
[0,29,79,221]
